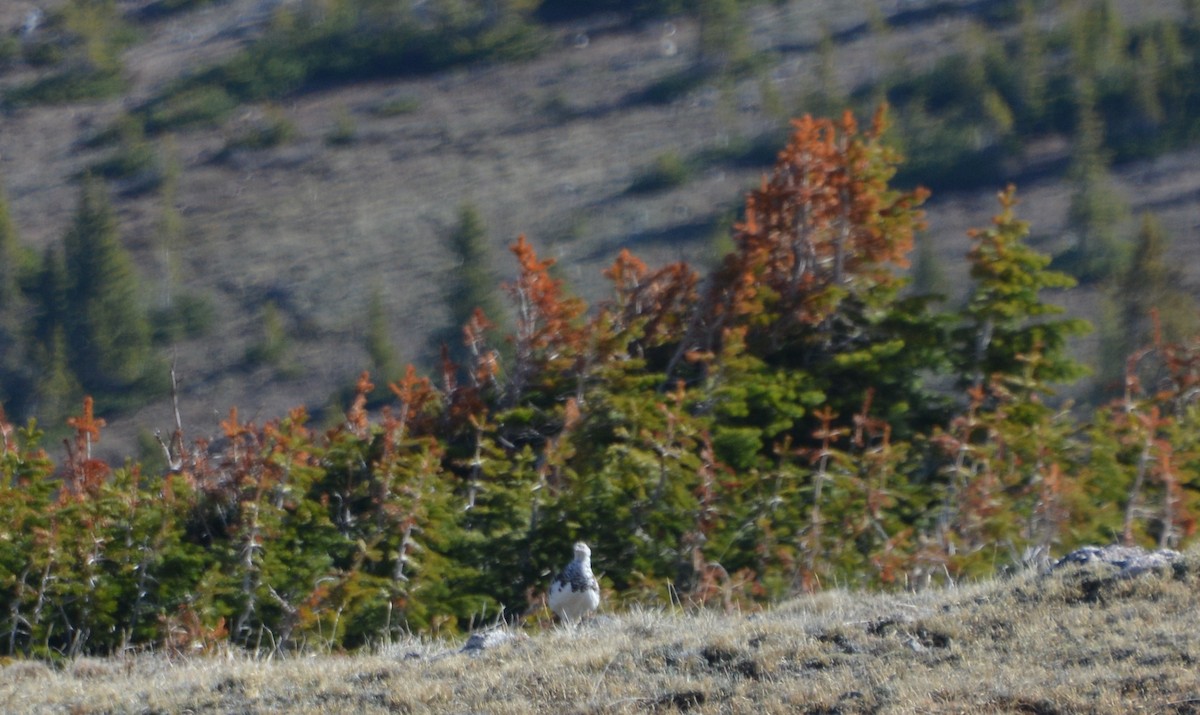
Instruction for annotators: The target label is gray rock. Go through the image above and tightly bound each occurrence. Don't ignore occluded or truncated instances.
[460,628,526,654]
[1052,544,1180,579]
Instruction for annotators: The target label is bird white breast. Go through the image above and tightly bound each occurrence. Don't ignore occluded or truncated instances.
[548,578,600,621]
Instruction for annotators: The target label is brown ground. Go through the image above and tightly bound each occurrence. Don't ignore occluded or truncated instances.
[3,547,1199,713]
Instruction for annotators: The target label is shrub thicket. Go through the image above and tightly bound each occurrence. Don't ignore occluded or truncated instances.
[2,106,1197,659]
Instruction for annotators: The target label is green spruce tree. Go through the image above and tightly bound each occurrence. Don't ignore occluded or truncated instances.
[0,173,26,408]
[156,139,183,310]
[1063,77,1128,283]
[364,285,400,383]
[809,22,845,117]
[0,174,17,312]
[29,247,81,424]
[441,203,505,361]
[1101,213,1198,388]
[31,246,67,358]
[1014,0,1047,130]
[953,186,1090,400]
[1068,0,1126,77]
[695,0,751,77]
[62,175,155,395]
[908,232,948,299]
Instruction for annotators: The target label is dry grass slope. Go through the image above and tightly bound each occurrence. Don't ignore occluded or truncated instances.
[3,548,1198,714]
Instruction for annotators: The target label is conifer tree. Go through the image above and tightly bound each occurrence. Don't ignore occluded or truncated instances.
[1068,0,1126,77]
[1013,0,1047,129]
[860,0,899,103]
[61,0,126,76]
[245,300,291,371]
[1109,214,1197,373]
[0,415,57,655]
[952,185,1089,401]
[0,172,29,414]
[31,247,67,360]
[503,234,585,406]
[810,22,844,117]
[908,232,947,299]
[443,203,504,361]
[365,285,401,383]
[1132,35,1165,127]
[33,328,82,430]
[695,0,750,76]
[148,140,211,345]
[29,248,81,424]
[1130,214,1196,342]
[0,176,17,312]
[684,106,941,429]
[62,175,155,394]
[156,139,183,311]
[1064,78,1128,283]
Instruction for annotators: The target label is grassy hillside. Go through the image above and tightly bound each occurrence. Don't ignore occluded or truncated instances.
[2,0,1200,459]
[3,548,1198,714]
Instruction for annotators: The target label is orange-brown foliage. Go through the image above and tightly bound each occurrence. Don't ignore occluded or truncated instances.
[62,397,109,498]
[707,106,928,341]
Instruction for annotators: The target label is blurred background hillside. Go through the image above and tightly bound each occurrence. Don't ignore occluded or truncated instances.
[2,0,1200,459]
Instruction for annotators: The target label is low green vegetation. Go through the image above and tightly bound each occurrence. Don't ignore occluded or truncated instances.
[849,0,1200,200]
[86,115,164,194]
[138,1,549,131]
[369,95,421,117]
[149,293,216,344]
[4,66,125,105]
[4,0,135,106]
[243,301,295,371]
[217,107,298,157]
[141,85,239,132]
[627,150,693,193]
[325,106,357,146]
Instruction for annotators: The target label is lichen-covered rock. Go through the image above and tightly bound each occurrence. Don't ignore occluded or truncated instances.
[460,628,526,654]
[1051,545,1181,579]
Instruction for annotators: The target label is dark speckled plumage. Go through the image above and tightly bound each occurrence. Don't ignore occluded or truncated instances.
[548,542,600,622]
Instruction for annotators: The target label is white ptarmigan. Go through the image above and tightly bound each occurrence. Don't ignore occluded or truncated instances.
[548,542,600,623]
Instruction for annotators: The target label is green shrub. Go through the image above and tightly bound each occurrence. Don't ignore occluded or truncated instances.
[538,90,579,122]
[5,68,125,105]
[150,293,216,344]
[635,67,711,106]
[90,140,158,181]
[628,151,692,194]
[371,96,421,117]
[325,107,357,146]
[21,39,66,68]
[0,35,19,69]
[220,110,297,156]
[244,301,292,370]
[142,85,237,132]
